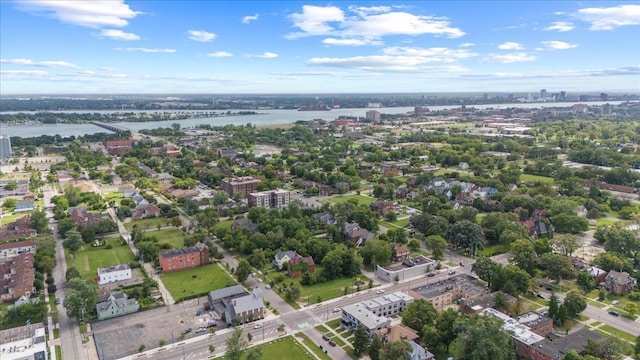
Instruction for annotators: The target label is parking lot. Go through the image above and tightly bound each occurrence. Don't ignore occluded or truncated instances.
[93,295,226,360]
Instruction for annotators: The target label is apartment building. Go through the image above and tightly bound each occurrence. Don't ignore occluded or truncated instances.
[221,176,261,197]
[159,242,209,273]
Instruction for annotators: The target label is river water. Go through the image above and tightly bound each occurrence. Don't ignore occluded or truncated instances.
[0,101,628,138]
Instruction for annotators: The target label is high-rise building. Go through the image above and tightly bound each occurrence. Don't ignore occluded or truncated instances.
[365,110,380,122]
[0,135,11,160]
[221,176,261,198]
[559,91,566,102]
[539,89,547,100]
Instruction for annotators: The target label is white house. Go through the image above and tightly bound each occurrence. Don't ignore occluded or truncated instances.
[97,264,132,285]
[273,250,298,270]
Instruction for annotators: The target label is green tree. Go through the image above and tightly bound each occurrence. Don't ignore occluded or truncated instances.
[248,248,267,270]
[509,239,537,276]
[425,235,447,260]
[548,293,560,324]
[552,234,582,257]
[455,315,516,360]
[30,209,49,234]
[235,259,252,283]
[446,220,484,256]
[65,266,81,281]
[225,328,248,360]
[434,308,463,352]
[634,334,640,358]
[353,325,371,356]
[496,265,531,297]
[563,291,587,318]
[624,302,637,317]
[401,299,437,332]
[359,239,392,267]
[63,229,83,258]
[63,278,98,323]
[551,213,588,234]
[576,270,596,292]
[540,253,575,281]
[380,340,413,360]
[369,335,383,360]
[285,282,302,302]
[246,347,262,360]
[471,258,501,289]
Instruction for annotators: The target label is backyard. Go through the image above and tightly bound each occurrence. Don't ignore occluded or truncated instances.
[161,263,236,302]
[124,217,169,231]
[66,237,135,281]
[143,228,185,249]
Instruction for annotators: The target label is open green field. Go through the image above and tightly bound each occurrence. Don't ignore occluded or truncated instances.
[161,263,236,302]
[221,335,314,360]
[124,217,168,231]
[66,237,135,281]
[476,243,510,257]
[296,333,332,360]
[213,219,234,232]
[300,276,363,303]
[520,174,555,184]
[144,228,185,249]
[324,194,376,206]
[380,218,410,229]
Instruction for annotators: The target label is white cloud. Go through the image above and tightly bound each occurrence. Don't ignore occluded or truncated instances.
[544,21,575,32]
[257,52,278,58]
[497,42,524,50]
[459,42,475,48]
[541,41,578,50]
[287,5,464,43]
[0,58,79,68]
[271,71,378,78]
[99,29,140,40]
[461,66,640,80]
[381,47,478,62]
[1,70,50,77]
[576,4,640,30]
[322,38,382,46]
[308,55,469,72]
[207,51,233,58]
[242,13,259,24]
[100,66,118,71]
[116,48,176,53]
[483,52,537,63]
[188,30,216,42]
[16,0,141,28]
[287,5,345,38]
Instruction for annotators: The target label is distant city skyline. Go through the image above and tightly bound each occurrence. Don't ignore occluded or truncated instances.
[1,1,639,94]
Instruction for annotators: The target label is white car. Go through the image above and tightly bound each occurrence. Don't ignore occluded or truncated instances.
[332,308,341,313]
[257,278,263,283]
[254,322,264,329]
[376,289,385,294]
[265,285,271,290]
[611,300,619,305]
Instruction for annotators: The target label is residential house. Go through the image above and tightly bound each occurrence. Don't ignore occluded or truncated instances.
[586,266,608,283]
[96,291,140,320]
[14,199,35,213]
[97,264,132,285]
[517,311,554,338]
[605,270,637,295]
[69,207,102,228]
[273,250,298,270]
[521,219,554,239]
[0,253,35,302]
[159,242,209,273]
[118,184,136,198]
[392,243,410,262]
[315,212,336,226]
[0,239,36,261]
[370,200,396,217]
[287,254,315,277]
[343,222,375,246]
[0,218,37,241]
[131,203,161,220]
[231,218,259,235]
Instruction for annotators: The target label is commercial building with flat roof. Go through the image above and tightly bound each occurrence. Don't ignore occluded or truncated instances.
[341,291,414,336]
[0,322,47,360]
[410,274,489,310]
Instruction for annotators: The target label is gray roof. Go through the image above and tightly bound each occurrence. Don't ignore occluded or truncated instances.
[208,285,246,302]
[274,250,297,261]
[96,291,138,313]
[97,264,130,275]
[232,288,264,314]
[342,303,389,330]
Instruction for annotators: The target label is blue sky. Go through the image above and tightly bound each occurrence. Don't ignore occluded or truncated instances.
[1,1,639,94]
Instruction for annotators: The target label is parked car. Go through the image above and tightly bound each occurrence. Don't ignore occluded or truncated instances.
[611,300,619,305]
[196,326,207,334]
[257,278,263,283]
[322,334,330,341]
[328,340,337,347]
[254,322,264,329]
[448,270,456,275]
[55,298,60,305]
[265,285,271,290]
[427,273,436,277]
[376,289,385,294]
[183,328,192,334]
[608,311,619,317]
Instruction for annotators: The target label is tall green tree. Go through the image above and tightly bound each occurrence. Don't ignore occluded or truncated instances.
[63,229,83,258]
[380,341,413,360]
[369,335,383,360]
[424,235,448,260]
[455,315,516,360]
[401,299,437,332]
[353,325,371,356]
[235,259,252,283]
[509,239,537,276]
[446,220,484,256]
[434,308,464,352]
[63,278,98,323]
[471,258,501,289]
[563,291,587,318]
[246,347,262,360]
[30,209,49,234]
[225,328,248,360]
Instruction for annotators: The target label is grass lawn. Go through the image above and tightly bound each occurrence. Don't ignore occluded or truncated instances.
[226,336,315,360]
[587,300,606,308]
[161,263,236,302]
[296,333,332,360]
[300,276,364,304]
[143,228,185,249]
[325,194,376,206]
[520,174,554,184]
[476,243,510,257]
[104,191,124,205]
[1,212,29,226]
[213,219,234,232]
[124,217,168,231]
[66,237,135,281]
[598,325,636,343]
[521,294,549,307]
[380,218,410,229]
[326,318,341,330]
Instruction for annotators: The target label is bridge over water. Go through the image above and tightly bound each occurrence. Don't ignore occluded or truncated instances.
[91,121,131,133]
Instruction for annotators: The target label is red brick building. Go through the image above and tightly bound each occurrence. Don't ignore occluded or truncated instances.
[159,243,209,273]
[69,207,103,228]
[0,253,35,302]
[287,254,315,278]
[104,140,134,155]
[220,176,261,198]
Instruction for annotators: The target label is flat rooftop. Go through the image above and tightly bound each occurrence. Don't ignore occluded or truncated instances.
[484,308,544,345]
[411,274,485,299]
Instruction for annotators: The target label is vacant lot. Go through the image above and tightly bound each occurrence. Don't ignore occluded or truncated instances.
[520,174,555,184]
[66,237,135,281]
[161,263,237,302]
[325,194,376,206]
[242,336,315,360]
[124,217,168,231]
[143,228,185,249]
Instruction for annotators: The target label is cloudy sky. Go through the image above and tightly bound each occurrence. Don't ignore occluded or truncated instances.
[1,1,639,94]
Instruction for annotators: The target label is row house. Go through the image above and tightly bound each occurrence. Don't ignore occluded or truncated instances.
[0,217,37,241]
[0,253,35,302]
